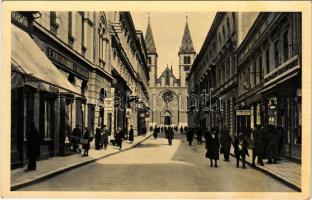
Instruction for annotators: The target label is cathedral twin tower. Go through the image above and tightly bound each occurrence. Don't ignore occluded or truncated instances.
[145,15,195,127]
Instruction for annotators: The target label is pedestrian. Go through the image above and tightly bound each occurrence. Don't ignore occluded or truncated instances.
[116,127,124,150]
[142,127,147,137]
[233,132,249,169]
[82,127,91,156]
[220,130,232,162]
[102,125,110,149]
[186,128,194,146]
[252,125,264,167]
[167,127,174,145]
[161,127,164,133]
[180,126,184,135]
[196,127,203,145]
[153,126,158,139]
[25,121,40,171]
[71,124,82,153]
[129,125,134,144]
[205,128,220,167]
[95,126,102,150]
[266,125,279,164]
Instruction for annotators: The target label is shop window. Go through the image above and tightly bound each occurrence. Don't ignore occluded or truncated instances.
[44,100,53,139]
[293,96,301,145]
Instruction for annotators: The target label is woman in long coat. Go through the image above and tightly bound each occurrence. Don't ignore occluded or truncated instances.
[266,125,279,164]
[206,129,220,167]
[129,125,134,143]
[82,127,90,156]
[26,121,40,171]
[186,128,194,146]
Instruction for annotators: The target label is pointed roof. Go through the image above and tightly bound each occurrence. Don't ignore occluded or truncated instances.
[156,66,178,83]
[179,17,195,54]
[145,16,157,54]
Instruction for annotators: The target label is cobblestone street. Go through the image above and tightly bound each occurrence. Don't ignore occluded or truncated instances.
[20,133,295,192]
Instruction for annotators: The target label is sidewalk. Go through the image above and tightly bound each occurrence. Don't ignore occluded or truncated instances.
[11,133,152,190]
[230,148,301,191]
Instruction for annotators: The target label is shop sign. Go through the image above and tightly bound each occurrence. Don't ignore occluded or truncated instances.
[236,110,251,116]
[47,47,89,79]
[11,12,30,31]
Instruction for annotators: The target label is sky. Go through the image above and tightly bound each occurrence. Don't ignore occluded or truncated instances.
[131,12,216,79]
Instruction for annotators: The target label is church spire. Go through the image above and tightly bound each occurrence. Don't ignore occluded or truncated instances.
[145,13,157,54]
[179,14,195,54]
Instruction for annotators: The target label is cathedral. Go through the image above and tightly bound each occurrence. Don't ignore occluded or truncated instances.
[145,16,196,128]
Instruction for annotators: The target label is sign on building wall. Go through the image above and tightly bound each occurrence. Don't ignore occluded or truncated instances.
[236,110,251,116]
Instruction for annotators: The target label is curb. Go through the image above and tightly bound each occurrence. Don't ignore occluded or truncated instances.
[11,134,153,191]
[229,152,301,192]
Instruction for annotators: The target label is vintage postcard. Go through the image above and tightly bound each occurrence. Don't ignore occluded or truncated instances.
[1,1,311,199]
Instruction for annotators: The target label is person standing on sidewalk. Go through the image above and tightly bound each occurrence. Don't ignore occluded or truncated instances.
[153,126,158,139]
[71,124,82,153]
[129,125,134,144]
[116,127,124,150]
[205,128,220,168]
[95,126,103,150]
[233,132,249,169]
[25,121,40,171]
[252,125,264,167]
[102,125,110,149]
[180,126,184,135]
[266,125,279,164]
[220,130,232,162]
[82,127,91,156]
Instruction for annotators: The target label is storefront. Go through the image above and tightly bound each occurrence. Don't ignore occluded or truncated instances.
[11,18,80,168]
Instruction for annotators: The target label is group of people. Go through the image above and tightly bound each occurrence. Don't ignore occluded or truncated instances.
[185,124,285,169]
[71,124,93,156]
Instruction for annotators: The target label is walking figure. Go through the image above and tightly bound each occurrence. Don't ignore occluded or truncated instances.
[25,121,40,171]
[82,127,91,156]
[233,132,249,169]
[153,126,158,139]
[102,125,110,149]
[220,130,232,162]
[167,127,174,146]
[266,125,279,164]
[205,128,220,167]
[71,124,82,153]
[196,127,203,145]
[187,128,194,146]
[116,127,124,150]
[252,125,264,167]
[129,125,134,144]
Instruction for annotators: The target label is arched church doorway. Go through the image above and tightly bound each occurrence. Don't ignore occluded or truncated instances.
[164,110,171,125]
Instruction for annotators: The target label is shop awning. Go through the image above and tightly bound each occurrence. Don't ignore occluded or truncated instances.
[11,24,80,95]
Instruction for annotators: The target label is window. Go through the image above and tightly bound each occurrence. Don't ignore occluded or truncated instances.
[274,40,280,67]
[253,60,257,86]
[50,11,58,35]
[258,56,263,81]
[283,30,289,62]
[44,100,53,139]
[266,49,270,74]
[148,56,152,64]
[68,12,74,48]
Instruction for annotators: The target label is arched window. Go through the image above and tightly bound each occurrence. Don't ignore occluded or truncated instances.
[184,56,188,64]
[148,56,152,64]
[187,56,191,64]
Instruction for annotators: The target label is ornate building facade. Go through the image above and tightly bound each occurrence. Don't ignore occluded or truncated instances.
[147,17,194,128]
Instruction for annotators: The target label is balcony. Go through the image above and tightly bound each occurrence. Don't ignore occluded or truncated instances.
[264,55,300,86]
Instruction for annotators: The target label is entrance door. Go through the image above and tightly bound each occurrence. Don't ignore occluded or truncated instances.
[164,111,171,125]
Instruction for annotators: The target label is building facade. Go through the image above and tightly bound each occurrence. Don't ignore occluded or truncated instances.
[148,17,193,128]
[236,12,302,160]
[11,11,149,168]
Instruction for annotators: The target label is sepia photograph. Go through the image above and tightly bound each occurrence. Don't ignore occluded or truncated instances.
[1,1,311,199]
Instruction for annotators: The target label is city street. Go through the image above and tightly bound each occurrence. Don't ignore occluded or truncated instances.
[20,133,295,192]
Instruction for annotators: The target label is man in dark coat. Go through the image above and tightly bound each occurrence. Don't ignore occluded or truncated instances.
[102,125,110,149]
[95,126,102,150]
[82,127,91,156]
[167,127,174,146]
[116,127,124,150]
[220,130,232,161]
[26,121,40,171]
[233,132,249,169]
[129,125,134,143]
[186,128,194,146]
[252,125,264,166]
[180,126,184,135]
[196,127,203,145]
[266,125,279,164]
[206,128,220,167]
[153,126,158,139]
